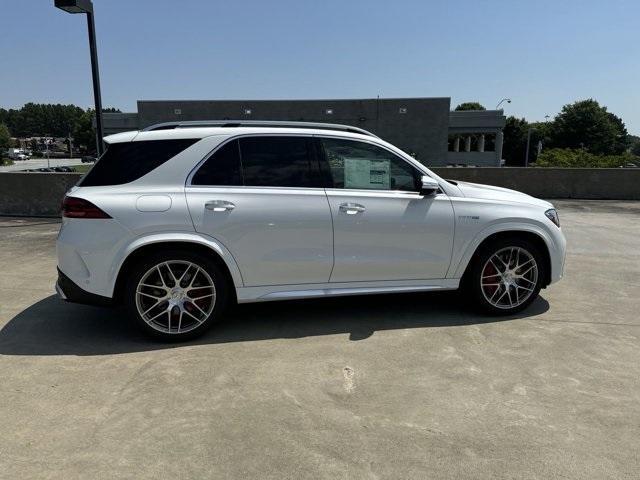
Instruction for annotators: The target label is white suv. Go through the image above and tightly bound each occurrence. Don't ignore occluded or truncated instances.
[56,121,566,340]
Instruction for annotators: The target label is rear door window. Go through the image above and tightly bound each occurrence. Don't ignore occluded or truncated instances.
[191,139,243,186]
[80,139,199,187]
[239,136,321,188]
[191,136,322,188]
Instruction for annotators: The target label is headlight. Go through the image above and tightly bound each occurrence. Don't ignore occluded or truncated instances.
[545,208,560,228]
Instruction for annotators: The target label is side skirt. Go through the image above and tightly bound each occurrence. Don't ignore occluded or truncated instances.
[236,279,460,303]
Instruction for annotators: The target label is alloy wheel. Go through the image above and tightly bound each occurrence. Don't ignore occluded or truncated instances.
[135,260,216,334]
[480,246,538,310]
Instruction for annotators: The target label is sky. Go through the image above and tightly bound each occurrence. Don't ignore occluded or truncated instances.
[2,0,639,134]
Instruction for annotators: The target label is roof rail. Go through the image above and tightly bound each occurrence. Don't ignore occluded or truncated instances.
[141,120,378,138]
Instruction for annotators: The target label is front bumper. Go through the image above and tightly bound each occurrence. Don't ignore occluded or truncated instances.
[547,226,567,285]
[56,268,113,307]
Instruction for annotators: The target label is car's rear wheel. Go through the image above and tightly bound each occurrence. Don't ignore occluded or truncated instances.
[466,237,545,315]
[124,250,229,341]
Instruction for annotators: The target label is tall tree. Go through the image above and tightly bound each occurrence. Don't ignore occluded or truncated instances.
[629,135,640,156]
[502,116,529,166]
[0,123,11,154]
[454,102,486,111]
[549,99,628,155]
[0,104,121,152]
[5,103,85,137]
[73,109,97,153]
[71,108,121,153]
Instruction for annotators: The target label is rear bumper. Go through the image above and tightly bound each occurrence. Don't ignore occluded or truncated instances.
[56,268,113,307]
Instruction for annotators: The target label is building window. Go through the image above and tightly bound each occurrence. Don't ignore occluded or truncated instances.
[447,134,496,152]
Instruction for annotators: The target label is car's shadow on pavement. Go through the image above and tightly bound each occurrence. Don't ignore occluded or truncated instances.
[0,291,549,356]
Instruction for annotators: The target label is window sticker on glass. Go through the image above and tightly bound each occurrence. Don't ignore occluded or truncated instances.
[344,158,390,189]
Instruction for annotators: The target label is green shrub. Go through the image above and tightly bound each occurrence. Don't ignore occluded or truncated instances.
[535,148,640,168]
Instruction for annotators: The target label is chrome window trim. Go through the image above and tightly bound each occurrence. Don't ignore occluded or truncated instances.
[185,131,449,197]
[323,187,447,198]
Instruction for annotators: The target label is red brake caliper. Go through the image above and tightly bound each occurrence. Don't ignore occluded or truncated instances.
[483,262,498,296]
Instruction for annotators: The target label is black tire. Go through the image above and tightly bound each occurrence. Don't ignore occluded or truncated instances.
[464,237,546,315]
[124,249,229,341]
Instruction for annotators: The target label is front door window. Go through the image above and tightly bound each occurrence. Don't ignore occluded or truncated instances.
[321,138,420,192]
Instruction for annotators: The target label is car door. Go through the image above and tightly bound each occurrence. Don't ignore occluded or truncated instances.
[319,136,455,282]
[186,135,333,286]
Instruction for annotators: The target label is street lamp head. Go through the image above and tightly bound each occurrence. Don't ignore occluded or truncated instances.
[496,98,512,110]
[54,0,93,14]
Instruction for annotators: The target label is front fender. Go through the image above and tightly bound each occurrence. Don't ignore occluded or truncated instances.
[448,220,556,280]
[107,232,244,296]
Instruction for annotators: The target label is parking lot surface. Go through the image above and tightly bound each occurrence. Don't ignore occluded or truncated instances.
[0,157,84,172]
[0,200,638,479]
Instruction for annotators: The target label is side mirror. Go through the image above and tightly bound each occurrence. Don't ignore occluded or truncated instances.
[419,176,439,196]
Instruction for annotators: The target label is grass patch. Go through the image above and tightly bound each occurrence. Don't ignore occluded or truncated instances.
[73,164,93,174]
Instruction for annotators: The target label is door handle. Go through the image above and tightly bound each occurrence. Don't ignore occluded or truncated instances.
[339,202,366,215]
[205,200,235,212]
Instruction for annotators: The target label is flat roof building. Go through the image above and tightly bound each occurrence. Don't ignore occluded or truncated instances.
[103,97,506,167]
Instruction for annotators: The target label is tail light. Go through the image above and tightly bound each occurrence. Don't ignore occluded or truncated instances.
[62,196,112,219]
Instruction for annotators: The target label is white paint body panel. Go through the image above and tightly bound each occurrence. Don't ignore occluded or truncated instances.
[185,186,333,286]
[325,190,454,281]
[56,126,566,303]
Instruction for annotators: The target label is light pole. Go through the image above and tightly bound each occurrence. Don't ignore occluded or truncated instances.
[496,98,512,110]
[54,0,104,156]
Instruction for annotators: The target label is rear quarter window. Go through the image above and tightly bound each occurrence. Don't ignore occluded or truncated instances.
[80,139,199,187]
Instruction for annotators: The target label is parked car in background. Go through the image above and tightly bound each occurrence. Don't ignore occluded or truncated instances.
[81,155,97,163]
[56,121,567,341]
[7,148,29,160]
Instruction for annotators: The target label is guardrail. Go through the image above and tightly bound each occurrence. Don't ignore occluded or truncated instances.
[1,168,639,217]
[0,172,80,217]
[431,167,640,200]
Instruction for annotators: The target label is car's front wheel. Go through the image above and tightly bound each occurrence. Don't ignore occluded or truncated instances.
[124,250,229,340]
[466,237,546,315]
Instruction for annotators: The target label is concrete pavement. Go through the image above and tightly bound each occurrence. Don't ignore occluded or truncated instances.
[0,200,638,479]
